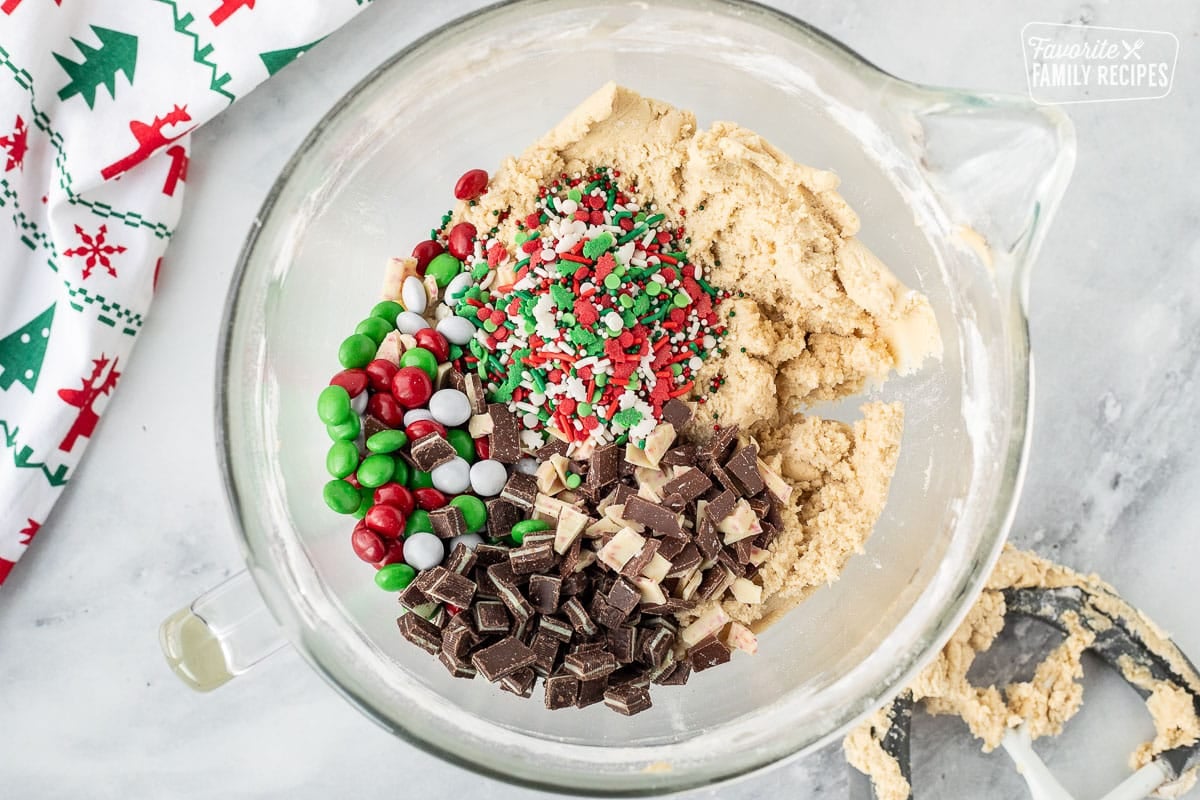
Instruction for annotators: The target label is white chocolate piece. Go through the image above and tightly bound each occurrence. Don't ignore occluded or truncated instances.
[641,423,676,468]
[680,570,704,600]
[375,331,405,365]
[554,507,589,554]
[381,256,419,301]
[749,546,771,566]
[467,414,494,437]
[719,499,763,544]
[549,453,572,486]
[597,527,646,572]
[680,604,731,648]
[724,621,758,654]
[730,577,763,605]
[633,576,667,606]
[756,457,794,503]
[536,460,564,495]
[640,553,672,583]
[585,516,622,538]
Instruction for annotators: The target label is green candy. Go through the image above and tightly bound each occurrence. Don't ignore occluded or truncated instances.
[425,253,463,288]
[450,495,487,533]
[338,333,377,369]
[411,470,433,489]
[564,473,582,490]
[371,300,403,326]
[326,413,361,441]
[355,486,374,518]
[393,458,411,488]
[646,280,663,296]
[355,316,393,346]
[323,479,360,514]
[366,429,408,454]
[405,509,433,535]
[356,454,395,488]
[375,563,416,591]
[446,428,476,463]
[582,232,615,260]
[510,518,551,545]
[317,385,351,425]
[326,440,359,478]
[577,401,593,416]
[673,291,691,308]
[400,347,439,382]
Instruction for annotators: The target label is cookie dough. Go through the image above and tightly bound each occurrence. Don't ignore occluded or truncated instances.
[452,83,940,628]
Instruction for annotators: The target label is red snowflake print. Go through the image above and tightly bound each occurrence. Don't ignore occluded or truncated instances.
[0,114,28,172]
[18,519,40,546]
[63,224,127,279]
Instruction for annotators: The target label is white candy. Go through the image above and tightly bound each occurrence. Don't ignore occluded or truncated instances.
[448,533,484,552]
[444,272,473,307]
[403,532,444,571]
[431,456,471,494]
[469,459,508,497]
[350,390,368,416]
[396,310,430,334]
[403,408,434,426]
[437,316,476,346]
[604,311,623,332]
[401,275,427,315]
[515,456,540,476]
[429,389,471,427]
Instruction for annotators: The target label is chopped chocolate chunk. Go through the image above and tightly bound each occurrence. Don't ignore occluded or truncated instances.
[464,373,487,415]
[623,496,683,538]
[499,472,538,509]
[707,460,743,497]
[538,615,574,642]
[593,596,627,630]
[559,570,590,597]
[488,562,534,622]
[609,665,652,690]
[607,625,637,664]
[690,634,732,672]
[654,660,692,686]
[662,468,713,503]
[362,415,389,440]
[530,630,560,676]
[487,403,521,463]
[747,494,772,518]
[535,438,569,461]
[696,566,730,601]
[471,636,537,682]
[586,443,620,489]
[561,596,598,636]
[528,574,562,614]
[656,536,687,561]
[511,614,533,643]
[604,683,652,716]
[724,444,766,497]
[577,678,607,708]
[606,578,641,616]
[441,622,479,660]
[610,483,636,507]
[733,537,756,565]
[445,543,477,576]
[641,597,698,615]
[445,370,468,393]
[544,672,580,710]
[660,398,693,430]
[485,500,522,539]
[473,543,510,569]
[564,649,618,681]
[509,541,557,575]
[396,612,443,655]
[705,490,738,524]
[661,493,687,514]
[472,600,510,635]
[397,582,429,612]
[410,433,458,471]
[660,445,696,467]
[717,549,746,577]
[558,536,583,578]
[499,666,537,698]
[640,625,676,667]
[620,539,661,582]
[570,640,606,654]
[429,505,467,539]
[695,514,722,560]
[438,650,477,679]
[666,544,702,578]
[423,569,477,608]
[754,522,780,550]
[701,424,739,463]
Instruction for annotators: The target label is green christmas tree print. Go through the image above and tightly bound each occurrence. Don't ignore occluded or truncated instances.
[54,26,138,108]
[0,304,55,393]
[259,38,324,77]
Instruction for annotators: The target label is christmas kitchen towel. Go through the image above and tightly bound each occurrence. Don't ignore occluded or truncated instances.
[0,0,373,586]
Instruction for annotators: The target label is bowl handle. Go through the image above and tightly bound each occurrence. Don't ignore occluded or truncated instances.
[159,570,287,691]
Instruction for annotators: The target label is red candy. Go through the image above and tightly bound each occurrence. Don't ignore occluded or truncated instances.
[474,437,489,460]
[414,487,448,511]
[364,503,406,538]
[453,168,488,201]
[448,222,476,260]
[391,366,433,408]
[406,418,447,441]
[374,539,406,569]
[373,483,416,517]
[329,368,368,397]
[414,328,450,362]
[364,359,399,394]
[367,392,405,428]
[351,524,388,563]
[411,240,444,273]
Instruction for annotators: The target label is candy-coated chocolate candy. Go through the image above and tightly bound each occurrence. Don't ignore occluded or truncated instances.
[373,483,415,517]
[401,276,427,315]
[370,300,403,326]
[338,333,376,369]
[366,392,404,428]
[355,316,393,346]
[323,479,360,514]
[414,487,448,510]
[445,428,475,463]
[436,316,475,346]
[326,440,359,478]
[411,239,444,272]
[449,494,486,533]
[414,328,450,362]
[443,272,473,307]
[365,503,406,538]
[396,310,430,335]
[469,459,507,497]
[391,366,433,408]
[425,252,462,288]
[374,539,407,568]
[429,389,471,427]
[328,369,368,398]
[405,418,447,441]
[317,385,352,425]
[375,562,417,591]
[364,359,398,393]
[515,456,539,475]
[402,532,443,571]
[351,524,388,563]
[510,518,551,545]
[399,347,438,382]
[411,470,433,489]
[326,413,361,442]
[403,408,434,426]
[431,457,471,494]
[448,532,484,552]
[356,454,395,489]
[454,168,488,201]
[447,222,476,260]
[392,458,411,488]
[405,509,433,536]
[474,436,490,460]
[366,429,407,454]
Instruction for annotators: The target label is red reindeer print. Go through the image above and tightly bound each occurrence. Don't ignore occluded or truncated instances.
[57,355,120,453]
[100,104,194,181]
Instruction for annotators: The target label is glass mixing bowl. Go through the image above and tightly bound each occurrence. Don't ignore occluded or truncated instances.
[159,0,1074,793]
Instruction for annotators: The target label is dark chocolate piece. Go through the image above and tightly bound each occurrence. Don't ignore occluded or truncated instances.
[473,543,509,569]
[441,620,479,660]
[499,472,538,509]
[485,500,522,539]
[472,600,510,635]
[660,445,696,467]
[701,424,739,463]
[528,574,562,614]
[397,582,429,612]
[410,433,458,471]
[642,597,697,615]
[438,650,477,679]
[538,614,574,642]
[535,438,569,461]
[608,625,637,664]
[661,492,687,514]
[577,678,607,708]
[464,373,488,415]
[640,625,676,667]
[422,569,477,608]
[488,562,534,622]
[606,578,641,616]
[705,490,738,524]
[696,566,730,601]
[725,444,765,496]
[747,494,772,518]
[499,666,537,697]
[733,537,755,565]
[362,415,389,440]
[654,660,692,686]
[446,543,477,576]
[563,649,618,680]
[429,505,467,539]
[690,634,732,672]
[662,468,713,503]
[754,522,780,550]
[558,536,583,579]
[487,403,521,463]
[592,595,626,630]
[695,513,722,560]
[396,612,442,655]
[471,636,537,682]
[561,596,598,636]
[610,483,635,507]
[560,569,591,597]
[544,672,580,710]
[707,460,743,497]
[586,443,620,489]
[660,398,693,430]
[530,630,560,676]
[604,683,652,716]
[666,544,702,578]
[623,495,683,538]
[716,549,745,577]
[510,541,556,575]
[620,538,660,580]
[657,536,687,561]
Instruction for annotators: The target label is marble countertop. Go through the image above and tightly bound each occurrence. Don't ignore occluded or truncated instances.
[2,1,1197,798]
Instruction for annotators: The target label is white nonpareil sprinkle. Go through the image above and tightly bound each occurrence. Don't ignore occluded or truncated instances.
[603,312,623,332]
